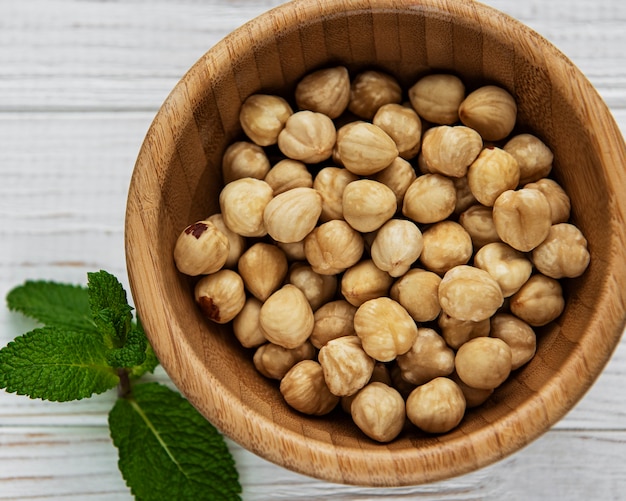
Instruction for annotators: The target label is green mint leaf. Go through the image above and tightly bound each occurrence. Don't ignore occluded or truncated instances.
[87,270,133,346]
[109,382,241,501]
[106,324,147,369]
[0,326,119,401]
[128,341,159,379]
[128,320,160,378]
[6,280,97,333]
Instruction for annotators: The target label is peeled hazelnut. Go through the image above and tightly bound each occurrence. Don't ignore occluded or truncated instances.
[450,372,493,408]
[348,70,402,119]
[239,94,293,146]
[388,365,415,400]
[276,240,306,261]
[335,121,399,176]
[419,221,473,275]
[237,242,288,302]
[351,382,406,442]
[253,341,316,380]
[277,110,336,163]
[259,284,315,349]
[373,157,418,206]
[510,274,565,327]
[264,159,313,195]
[459,85,517,141]
[396,328,455,386]
[372,103,422,159]
[304,219,364,275]
[232,297,266,348]
[455,337,512,390]
[341,259,394,307]
[390,268,442,322]
[467,147,520,207]
[173,219,229,276]
[340,385,366,415]
[219,177,273,237]
[406,377,466,434]
[354,297,418,362]
[438,312,490,350]
[280,360,340,415]
[340,366,393,420]
[453,175,478,215]
[490,313,537,370]
[287,262,338,311]
[369,362,393,388]
[221,141,271,184]
[263,187,322,243]
[176,67,592,440]
[370,219,424,277]
[504,133,554,185]
[361,229,377,253]
[313,166,359,222]
[438,265,504,322]
[408,73,465,125]
[295,66,351,118]
[310,299,357,349]
[531,223,590,279]
[458,204,500,249]
[523,178,571,224]
[331,145,343,167]
[319,336,375,397]
[342,179,397,232]
[416,150,434,175]
[492,188,552,252]
[194,269,246,324]
[402,173,457,224]
[206,213,246,269]
[474,242,533,297]
[420,125,483,178]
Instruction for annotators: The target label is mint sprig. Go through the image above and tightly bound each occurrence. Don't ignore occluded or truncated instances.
[0,326,119,401]
[110,382,241,501]
[7,280,98,333]
[87,270,134,348]
[0,270,241,500]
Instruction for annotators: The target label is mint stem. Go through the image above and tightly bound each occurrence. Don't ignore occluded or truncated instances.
[117,368,132,398]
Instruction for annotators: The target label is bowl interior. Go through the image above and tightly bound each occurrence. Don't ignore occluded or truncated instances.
[125,0,626,486]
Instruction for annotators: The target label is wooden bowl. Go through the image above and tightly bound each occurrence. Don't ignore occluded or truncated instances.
[125,0,626,486]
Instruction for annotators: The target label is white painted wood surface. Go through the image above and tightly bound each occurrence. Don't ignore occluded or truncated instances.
[1,0,625,499]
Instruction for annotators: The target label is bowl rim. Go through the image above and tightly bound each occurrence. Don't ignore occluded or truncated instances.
[125,0,626,486]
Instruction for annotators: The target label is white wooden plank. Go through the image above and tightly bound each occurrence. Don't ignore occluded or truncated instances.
[0,427,130,500]
[0,0,624,111]
[0,0,625,498]
[0,427,624,500]
[0,0,286,112]
[235,430,626,499]
[0,112,151,293]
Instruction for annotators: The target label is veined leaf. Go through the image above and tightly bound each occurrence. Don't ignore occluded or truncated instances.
[109,382,241,501]
[107,324,147,369]
[0,326,119,401]
[87,270,133,347]
[6,280,97,333]
[128,320,159,378]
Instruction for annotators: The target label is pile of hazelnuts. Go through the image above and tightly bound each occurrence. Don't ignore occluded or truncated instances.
[173,66,590,442]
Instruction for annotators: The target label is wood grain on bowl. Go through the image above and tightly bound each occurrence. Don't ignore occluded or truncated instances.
[125,0,626,486]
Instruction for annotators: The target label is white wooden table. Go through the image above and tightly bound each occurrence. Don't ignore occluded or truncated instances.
[1,1,625,499]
